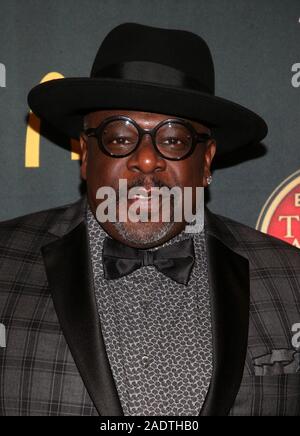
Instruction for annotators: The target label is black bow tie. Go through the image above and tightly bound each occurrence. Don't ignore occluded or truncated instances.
[102,237,195,285]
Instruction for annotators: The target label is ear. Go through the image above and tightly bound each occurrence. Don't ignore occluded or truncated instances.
[79,133,88,180]
[202,140,216,187]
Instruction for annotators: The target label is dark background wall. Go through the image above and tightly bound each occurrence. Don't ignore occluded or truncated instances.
[0,0,299,232]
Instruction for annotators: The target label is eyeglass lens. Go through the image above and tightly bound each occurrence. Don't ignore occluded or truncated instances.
[101,119,193,158]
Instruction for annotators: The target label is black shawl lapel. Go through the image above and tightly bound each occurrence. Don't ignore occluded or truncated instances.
[41,219,123,416]
[200,209,250,416]
[40,197,249,416]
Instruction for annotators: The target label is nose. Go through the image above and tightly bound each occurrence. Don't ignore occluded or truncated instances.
[126,132,167,174]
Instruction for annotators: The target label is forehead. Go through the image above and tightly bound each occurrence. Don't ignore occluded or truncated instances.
[84,109,210,132]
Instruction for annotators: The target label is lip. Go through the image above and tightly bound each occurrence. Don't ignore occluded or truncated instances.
[127,188,163,217]
[127,198,161,217]
[130,187,161,201]
[130,196,155,206]
[132,193,152,201]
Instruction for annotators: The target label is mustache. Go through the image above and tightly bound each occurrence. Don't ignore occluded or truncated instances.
[116,176,176,202]
[127,176,172,190]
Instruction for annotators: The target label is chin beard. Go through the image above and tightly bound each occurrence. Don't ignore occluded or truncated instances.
[112,221,176,247]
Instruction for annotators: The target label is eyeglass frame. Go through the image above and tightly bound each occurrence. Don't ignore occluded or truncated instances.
[83,115,214,161]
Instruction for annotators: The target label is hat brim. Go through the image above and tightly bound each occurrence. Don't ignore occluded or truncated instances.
[27,77,268,155]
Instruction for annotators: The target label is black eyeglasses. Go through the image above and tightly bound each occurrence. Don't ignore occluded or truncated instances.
[83,115,213,160]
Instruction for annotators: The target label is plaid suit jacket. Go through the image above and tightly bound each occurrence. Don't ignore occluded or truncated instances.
[0,196,299,416]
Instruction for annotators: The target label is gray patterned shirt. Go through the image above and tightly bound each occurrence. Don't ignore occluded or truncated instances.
[86,205,212,416]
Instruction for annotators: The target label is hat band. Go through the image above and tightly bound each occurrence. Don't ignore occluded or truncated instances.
[92,61,212,94]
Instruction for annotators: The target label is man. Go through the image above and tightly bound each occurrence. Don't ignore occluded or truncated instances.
[0,23,299,416]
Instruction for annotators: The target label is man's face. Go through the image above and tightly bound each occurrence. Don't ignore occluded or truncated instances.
[80,110,216,248]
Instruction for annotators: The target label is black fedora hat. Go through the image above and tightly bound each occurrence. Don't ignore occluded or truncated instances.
[27,22,268,155]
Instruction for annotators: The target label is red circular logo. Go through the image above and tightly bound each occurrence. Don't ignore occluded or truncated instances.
[256,169,300,248]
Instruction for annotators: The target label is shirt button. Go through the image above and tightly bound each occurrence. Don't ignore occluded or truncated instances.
[142,355,149,368]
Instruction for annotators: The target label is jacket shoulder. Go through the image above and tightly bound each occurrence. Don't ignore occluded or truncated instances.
[212,211,300,265]
[0,198,83,249]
